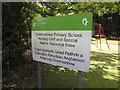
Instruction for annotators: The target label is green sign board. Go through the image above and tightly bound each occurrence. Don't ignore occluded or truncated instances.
[32,13,93,72]
[32,13,93,31]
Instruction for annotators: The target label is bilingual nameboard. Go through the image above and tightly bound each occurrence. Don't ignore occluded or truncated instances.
[32,13,93,72]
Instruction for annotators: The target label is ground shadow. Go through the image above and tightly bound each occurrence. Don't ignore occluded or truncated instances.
[2,51,118,88]
[41,51,118,88]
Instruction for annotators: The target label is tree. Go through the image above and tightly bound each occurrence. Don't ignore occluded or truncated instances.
[2,2,41,72]
[37,2,120,38]
[2,2,120,72]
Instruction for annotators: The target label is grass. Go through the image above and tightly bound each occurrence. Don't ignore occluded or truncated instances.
[2,61,38,88]
[84,51,118,88]
[41,39,118,88]
[41,64,78,88]
[3,39,119,88]
[41,50,118,88]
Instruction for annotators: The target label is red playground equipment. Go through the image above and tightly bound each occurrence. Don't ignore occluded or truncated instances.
[96,24,110,50]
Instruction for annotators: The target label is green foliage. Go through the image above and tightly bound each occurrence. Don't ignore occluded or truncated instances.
[99,12,120,38]
[2,2,120,73]
[37,2,120,16]
[2,2,41,72]
[37,2,120,37]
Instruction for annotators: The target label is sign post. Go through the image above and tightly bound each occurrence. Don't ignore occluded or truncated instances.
[38,62,42,88]
[78,71,82,88]
[32,13,93,88]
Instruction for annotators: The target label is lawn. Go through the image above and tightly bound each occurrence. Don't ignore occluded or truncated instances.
[41,50,118,88]
[2,39,118,88]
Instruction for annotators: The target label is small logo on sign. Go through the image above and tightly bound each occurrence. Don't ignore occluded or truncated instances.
[33,23,36,27]
[82,18,88,26]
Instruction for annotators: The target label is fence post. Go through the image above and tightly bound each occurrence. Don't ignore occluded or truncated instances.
[38,62,42,88]
[78,71,82,88]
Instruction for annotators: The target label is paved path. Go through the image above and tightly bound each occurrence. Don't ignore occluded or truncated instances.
[91,43,119,52]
